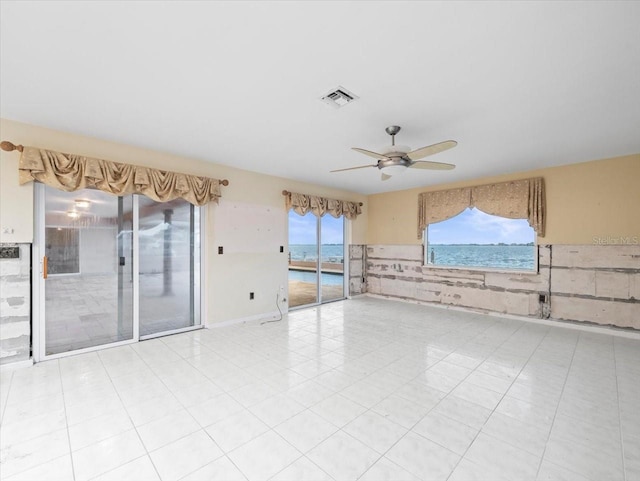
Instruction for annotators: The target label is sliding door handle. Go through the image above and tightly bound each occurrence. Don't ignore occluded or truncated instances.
[43,256,48,279]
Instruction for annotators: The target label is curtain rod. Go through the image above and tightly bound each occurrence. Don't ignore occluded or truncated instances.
[1,141,229,186]
[282,190,363,206]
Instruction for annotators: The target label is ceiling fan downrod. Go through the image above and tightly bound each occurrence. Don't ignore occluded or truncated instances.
[385,125,401,146]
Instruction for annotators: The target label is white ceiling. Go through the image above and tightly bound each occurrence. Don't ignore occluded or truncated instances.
[1,1,639,195]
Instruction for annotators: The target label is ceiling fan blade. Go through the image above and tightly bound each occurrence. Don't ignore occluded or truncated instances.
[407,140,457,160]
[352,147,392,161]
[409,160,456,170]
[381,173,392,181]
[330,164,377,173]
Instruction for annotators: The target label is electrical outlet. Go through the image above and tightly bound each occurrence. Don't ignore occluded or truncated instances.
[249,292,254,300]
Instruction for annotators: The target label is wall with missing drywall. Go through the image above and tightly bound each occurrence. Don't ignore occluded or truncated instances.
[360,244,639,329]
[0,244,31,364]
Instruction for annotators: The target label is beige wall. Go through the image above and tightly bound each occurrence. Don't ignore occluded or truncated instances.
[367,154,640,245]
[0,118,367,324]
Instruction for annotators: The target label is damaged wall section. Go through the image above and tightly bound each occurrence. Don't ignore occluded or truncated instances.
[0,243,31,364]
[361,244,639,330]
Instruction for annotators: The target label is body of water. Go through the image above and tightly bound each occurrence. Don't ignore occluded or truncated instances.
[290,244,344,263]
[288,269,344,285]
[289,243,534,270]
[428,244,535,270]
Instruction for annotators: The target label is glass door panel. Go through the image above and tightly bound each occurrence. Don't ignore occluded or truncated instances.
[320,215,345,302]
[288,211,318,308]
[43,186,133,355]
[138,197,200,337]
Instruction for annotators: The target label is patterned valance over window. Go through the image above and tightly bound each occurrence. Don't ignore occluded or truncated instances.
[284,190,362,219]
[18,146,225,206]
[418,177,545,238]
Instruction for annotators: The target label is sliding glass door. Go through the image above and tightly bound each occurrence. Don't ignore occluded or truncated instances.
[320,215,344,303]
[41,186,134,355]
[288,212,319,308]
[36,184,202,359]
[288,211,346,308]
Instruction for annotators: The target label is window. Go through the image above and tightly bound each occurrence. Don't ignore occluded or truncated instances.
[424,208,536,271]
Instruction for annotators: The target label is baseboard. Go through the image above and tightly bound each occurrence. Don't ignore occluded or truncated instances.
[364,293,640,340]
[206,310,285,328]
[0,358,34,371]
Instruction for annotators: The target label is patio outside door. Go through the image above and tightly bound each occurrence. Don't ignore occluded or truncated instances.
[288,211,346,308]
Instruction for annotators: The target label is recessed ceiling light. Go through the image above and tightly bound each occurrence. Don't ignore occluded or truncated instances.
[75,199,91,208]
[67,211,80,219]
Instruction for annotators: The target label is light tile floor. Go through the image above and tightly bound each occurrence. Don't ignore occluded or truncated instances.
[1,297,639,481]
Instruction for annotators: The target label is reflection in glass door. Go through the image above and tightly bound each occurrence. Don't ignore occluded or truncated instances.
[288,211,345,308]
[138,197,201,337]
[42,185,133,355]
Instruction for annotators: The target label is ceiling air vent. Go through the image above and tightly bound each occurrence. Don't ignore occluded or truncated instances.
[321,86,359,108]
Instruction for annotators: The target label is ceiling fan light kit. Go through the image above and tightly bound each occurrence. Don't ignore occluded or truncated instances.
[331,125,457,180]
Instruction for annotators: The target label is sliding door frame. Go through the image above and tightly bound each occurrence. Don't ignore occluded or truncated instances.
[32,184,206,362]
[288,213,348,311]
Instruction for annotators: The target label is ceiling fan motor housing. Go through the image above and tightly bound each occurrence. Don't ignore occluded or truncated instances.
[377,157,412,170]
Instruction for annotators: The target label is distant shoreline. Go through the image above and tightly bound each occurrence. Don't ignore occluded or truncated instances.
[429,243,535,246]
[289,243,535,247]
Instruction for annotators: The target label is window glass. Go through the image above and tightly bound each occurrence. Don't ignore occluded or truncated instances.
[426,208,536,270]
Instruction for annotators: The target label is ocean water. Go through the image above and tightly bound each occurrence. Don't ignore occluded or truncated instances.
[427,244,535,270]
[289,243,535,270]
[289,244,344,263]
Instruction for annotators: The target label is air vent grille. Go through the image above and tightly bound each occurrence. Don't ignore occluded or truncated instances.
[321,86,359,108]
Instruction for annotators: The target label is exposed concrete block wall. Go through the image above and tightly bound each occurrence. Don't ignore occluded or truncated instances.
[549,245,639,328]
[0,244,31,364]
[349,245,366,295]
[363,244,639,329]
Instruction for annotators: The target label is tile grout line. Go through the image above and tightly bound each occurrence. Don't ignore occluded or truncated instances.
[135,335,248,481]
[612,338,628,481]
[355,315,528,480]
[532,328,580,480]
[438,322,554,480]
[58,360,78,481]
[94,346,164,481]
[0,369,15,425]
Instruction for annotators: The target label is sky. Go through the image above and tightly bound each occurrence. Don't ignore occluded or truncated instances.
[288,208,534,245]
[289,211,343,244]
[427,208,535,244]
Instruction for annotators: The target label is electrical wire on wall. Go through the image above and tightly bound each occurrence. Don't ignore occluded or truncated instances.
[261,292,283,325]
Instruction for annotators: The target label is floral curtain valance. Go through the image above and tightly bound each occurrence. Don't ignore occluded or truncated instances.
[418,177,545,238]
[284,190,362,220]
[18,146,225,206]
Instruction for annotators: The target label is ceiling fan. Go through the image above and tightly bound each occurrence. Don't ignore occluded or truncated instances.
[331,125,457,181]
